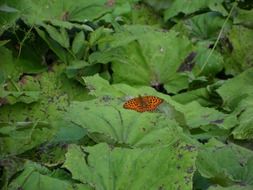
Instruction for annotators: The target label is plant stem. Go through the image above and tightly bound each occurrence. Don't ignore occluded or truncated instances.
[18,26,34,58]
[197,2,237,75]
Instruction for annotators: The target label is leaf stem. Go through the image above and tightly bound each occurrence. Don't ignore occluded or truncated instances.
[197,2,237,75]
[8,76,20,92]
[18,26,34,58]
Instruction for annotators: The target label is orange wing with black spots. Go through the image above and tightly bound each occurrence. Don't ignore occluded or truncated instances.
[123,96,163,112]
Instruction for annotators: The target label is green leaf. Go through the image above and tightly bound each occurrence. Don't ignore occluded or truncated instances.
[52,120,87,143]
[143,0,171,11]
[0,157,24,189]
[0,121,54,157]
[164,0,226,21]
[65,97,185,147]
[83,74,166,98]
[49,20,94,31]
[216,68,253,109]
[82,75,234,134]
[231,97,253,140]
[88,27,112,47]
[197,138,253,187]
[0,47,19,84]
[174,12,227,42]
[71,31,85,56]
[129,3,163,26]
[193,43,224,76]
[223,26,253,75]
[43,24,69,48]
[35,27,72,63]
[65,60,90,78]
[172,88,212,106]
[0,91,40,105]
[0,64,90,156]
[8,162,75,190]
[173,101,236,130]
[0,40,10,47]
[64,143,197,190]
[7,0,138,26]
[233,8,253,29]
[94,25,193,93]
[0,4,19,12]
[17,0,110,24]
[0,3,21,35]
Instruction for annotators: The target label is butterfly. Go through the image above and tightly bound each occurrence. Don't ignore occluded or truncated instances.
[123,95,163,112]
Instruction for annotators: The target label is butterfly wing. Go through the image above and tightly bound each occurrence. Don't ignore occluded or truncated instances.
[123,96,163,112]
[142,96,163,111]
[123,97,144,112]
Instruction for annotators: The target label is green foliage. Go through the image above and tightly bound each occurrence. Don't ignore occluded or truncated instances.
[8,162,75,190]
[223,26,253,75]
[1,0,253,190]
[197,139,253,187]
[164,0,227,21]
[91,25,193,93]
[64,143,197,190]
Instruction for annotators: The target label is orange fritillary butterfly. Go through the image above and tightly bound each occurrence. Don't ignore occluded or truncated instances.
[123,95,163,112]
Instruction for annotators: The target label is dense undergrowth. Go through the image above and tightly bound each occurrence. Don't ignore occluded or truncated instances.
[1,0,253,189]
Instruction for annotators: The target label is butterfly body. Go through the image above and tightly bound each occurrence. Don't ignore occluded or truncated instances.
[123,96,163,112]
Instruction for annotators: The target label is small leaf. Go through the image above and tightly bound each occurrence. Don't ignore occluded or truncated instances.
[59,27,69,48]
[0,4,19,13]
[44,25,69,48]
[35,27,71,63]
[216,68,253,109]
[72,31,85,55]
[8,162,75,190]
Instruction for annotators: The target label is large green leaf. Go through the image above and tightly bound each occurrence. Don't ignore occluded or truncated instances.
[197,139,253,187]
[65,97,185,147]
[83,74,171,98]
[92,25,193,93]
[164,0,227,21]
[64,143,197,190]
[189,12,227,41]
[3,0,139,27]
[83,75,236,135]
[16,0,110,24]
